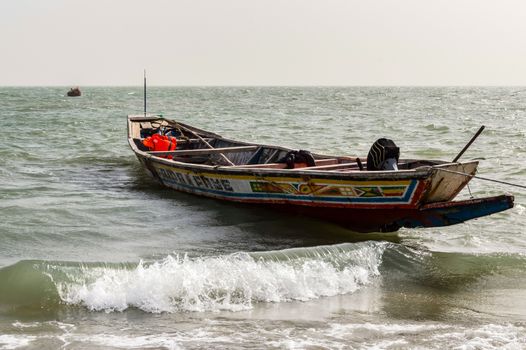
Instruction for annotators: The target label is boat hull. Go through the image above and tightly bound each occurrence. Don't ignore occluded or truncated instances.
[128,115,514,232]
[138,156,430,210]
[135,155,513,232]
[259,195,514,232]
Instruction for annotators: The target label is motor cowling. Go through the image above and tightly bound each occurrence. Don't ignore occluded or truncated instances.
[366,138,400,171]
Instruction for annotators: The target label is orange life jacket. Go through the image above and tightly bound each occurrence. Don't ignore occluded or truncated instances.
[142,134,177,158]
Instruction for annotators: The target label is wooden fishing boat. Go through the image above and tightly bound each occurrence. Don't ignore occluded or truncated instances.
[67,87,81,97]
[127,115,514,232]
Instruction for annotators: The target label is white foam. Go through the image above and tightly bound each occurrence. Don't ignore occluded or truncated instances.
[5,320,524,349]
[327,322,449,336]
[326,322,526,349]
[0,335,35,350]
[366,339,409,349]
[267,338,346,350]
[432,324,526,350]
[76,334,182,350]
[57,243,385,313]
[11,321,75,331]
[62,328,270,349]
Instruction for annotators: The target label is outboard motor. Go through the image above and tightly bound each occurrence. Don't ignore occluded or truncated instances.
[366,138,400,171]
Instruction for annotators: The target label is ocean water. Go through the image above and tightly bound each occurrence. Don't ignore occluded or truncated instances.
[0,86,525,349]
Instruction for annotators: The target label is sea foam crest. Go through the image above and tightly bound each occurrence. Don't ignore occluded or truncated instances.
[58,242,386,313]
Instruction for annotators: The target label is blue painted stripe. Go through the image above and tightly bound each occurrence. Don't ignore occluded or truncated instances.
[159,177,419,204]
[400,196,513,228]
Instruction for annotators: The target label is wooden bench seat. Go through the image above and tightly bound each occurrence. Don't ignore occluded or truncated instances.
[226,158,340,169]
[147,145,258,157]
[292,162,355,171]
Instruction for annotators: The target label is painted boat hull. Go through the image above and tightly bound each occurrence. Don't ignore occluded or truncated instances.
[128,115,514,232]
[141,158,429,209]
[252,195,513,232]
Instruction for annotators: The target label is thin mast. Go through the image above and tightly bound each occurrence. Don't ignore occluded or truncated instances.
[143,69,147,116]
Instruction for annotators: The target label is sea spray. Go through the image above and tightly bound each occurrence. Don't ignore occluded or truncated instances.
[57,242,387,313]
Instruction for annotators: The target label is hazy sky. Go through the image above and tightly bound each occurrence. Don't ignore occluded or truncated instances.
[1,0,525,86]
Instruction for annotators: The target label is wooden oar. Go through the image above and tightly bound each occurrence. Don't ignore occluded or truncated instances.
[175,123,235,166]
[452,125,485,163]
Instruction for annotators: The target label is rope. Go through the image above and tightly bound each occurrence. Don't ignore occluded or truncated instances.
[431,167,526,190]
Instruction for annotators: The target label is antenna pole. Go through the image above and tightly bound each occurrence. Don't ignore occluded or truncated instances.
[143,69,147,116]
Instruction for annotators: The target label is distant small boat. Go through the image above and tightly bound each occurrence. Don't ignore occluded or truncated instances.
[127,115,514,233]
[67,87,81,97]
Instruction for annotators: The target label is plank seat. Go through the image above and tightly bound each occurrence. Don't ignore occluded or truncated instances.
[226,158,340,169]
[290,162,355,171]
[175,138,215,145]
[147,145,258,157]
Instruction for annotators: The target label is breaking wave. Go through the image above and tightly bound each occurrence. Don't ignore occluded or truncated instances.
[0,242,388,313]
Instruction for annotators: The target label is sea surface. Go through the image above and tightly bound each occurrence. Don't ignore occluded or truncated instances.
[0,87,525,349]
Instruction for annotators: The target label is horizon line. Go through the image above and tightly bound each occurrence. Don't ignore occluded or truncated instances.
[1,84,526,88]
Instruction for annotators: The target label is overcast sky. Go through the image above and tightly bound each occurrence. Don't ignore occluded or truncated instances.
[1,0,525,86]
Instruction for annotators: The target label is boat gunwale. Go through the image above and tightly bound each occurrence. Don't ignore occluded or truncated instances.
[127,115,474,181]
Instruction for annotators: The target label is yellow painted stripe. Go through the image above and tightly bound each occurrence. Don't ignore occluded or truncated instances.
[381,188,407,194]
[155,163,411,186]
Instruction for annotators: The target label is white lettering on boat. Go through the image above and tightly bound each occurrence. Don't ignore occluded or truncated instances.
[157,167,234,192]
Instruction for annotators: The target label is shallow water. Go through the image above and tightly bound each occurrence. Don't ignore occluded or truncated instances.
[0,87,525,349]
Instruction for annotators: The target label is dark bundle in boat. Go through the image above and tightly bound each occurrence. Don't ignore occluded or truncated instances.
[127,115,514,233]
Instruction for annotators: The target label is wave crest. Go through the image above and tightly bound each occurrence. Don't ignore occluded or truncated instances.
[58,242,386,313]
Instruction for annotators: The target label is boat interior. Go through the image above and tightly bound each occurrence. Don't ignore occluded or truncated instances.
[129,117,447,172]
